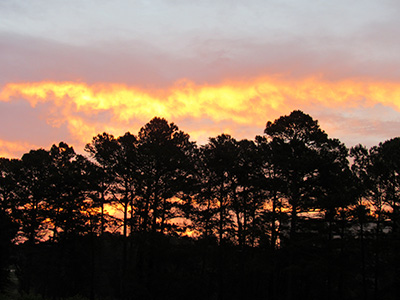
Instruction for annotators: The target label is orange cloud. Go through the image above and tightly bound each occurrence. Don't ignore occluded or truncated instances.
[0,139,38,159]
[1,76,400,149]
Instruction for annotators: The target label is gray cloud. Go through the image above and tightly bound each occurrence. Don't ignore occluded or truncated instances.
[2,29,400,91]
[1,0,400,87]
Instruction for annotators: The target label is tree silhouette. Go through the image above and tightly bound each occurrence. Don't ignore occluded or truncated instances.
[16,149,52,245]
[86,132,139,297]
[361,138,400,298]
[47,142,100,240]
[264,110,330,240]
[350,144,374,299]
[3,113,400,300]
[230,139,262,248]
[10,149,53,294]
[85,132,132,236]
[255,135,288,250]
[372,138,400,234]
[200,134,239,244]
[135,117,197,234]
[0,158,19,290]
[0,158,19,214]
[263,110,358,299]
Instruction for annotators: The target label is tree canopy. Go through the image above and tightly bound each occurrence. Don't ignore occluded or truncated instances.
[1,111,399,300]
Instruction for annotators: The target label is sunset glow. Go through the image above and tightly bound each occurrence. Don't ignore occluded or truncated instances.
[2,76,400,157]
[2,2,400,297]
[0,139,38,159]
[1,1,400,158]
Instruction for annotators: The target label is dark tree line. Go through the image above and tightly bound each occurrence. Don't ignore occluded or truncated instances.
[1,111,400,300]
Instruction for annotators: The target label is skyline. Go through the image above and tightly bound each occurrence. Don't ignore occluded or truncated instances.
[1,1,400,158]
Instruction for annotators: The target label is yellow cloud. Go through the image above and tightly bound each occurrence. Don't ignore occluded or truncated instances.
[1,76,400,149]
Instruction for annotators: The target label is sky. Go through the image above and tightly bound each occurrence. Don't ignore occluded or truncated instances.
[1,0,400,158]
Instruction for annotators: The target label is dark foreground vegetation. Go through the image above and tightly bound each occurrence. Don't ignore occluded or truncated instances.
[1,110,400,300]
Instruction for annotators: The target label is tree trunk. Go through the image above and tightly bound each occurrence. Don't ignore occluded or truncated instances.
[271,192,278,250]
[100,181,105,236]
[160,197,167,234]
[374,196,383,300]
[219,180,225,245]
[290,199,298,240]
[360,218,367,300]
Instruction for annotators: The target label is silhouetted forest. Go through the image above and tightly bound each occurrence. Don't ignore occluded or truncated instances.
[1,110,400,300]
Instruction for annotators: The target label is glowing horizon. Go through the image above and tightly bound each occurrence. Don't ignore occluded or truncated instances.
[1,75,400,158]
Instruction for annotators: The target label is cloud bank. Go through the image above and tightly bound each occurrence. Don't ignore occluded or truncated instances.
[1,1,400,157]
[1,76,400,157]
